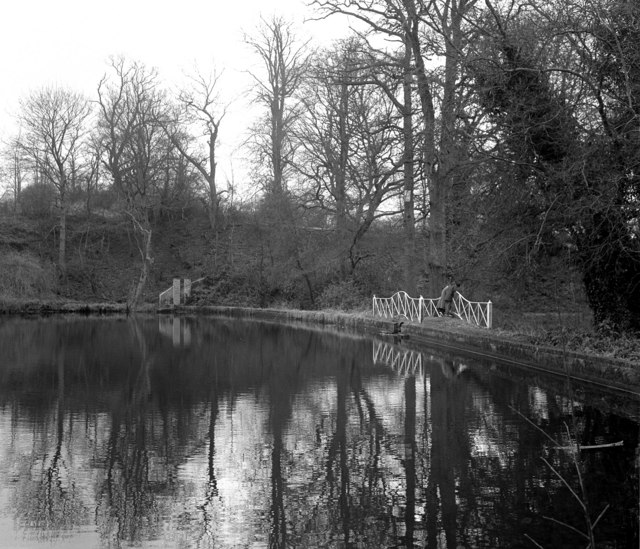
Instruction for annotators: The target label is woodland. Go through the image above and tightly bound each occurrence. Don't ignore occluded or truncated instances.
[0,0,639,340]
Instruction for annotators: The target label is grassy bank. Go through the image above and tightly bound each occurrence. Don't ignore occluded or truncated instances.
[0,297,152,315]
[492,309,640,365]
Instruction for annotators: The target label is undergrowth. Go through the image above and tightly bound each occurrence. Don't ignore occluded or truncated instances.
[528,327,640,363]
[0,251,55,298]
[494,313,640,363]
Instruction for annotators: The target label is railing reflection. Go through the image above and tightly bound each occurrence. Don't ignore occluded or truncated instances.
[373,341,423,377]
[373,340,469,381]
[158,316,192,347]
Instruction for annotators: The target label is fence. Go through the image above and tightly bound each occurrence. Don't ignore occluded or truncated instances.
[372,290,492,329]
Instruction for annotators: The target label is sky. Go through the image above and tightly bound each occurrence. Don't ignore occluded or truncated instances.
[0,0,353,189]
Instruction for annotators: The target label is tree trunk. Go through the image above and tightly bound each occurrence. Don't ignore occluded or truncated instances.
[433,0,466,294]
[403,0,443,296]
[271,97,285,193]
[129,225,153,309]
[428,178,447,295]
[207,175,218,231]
[336,79,350,276]
[58,205,67,277]
[403,37,417,295]
[208,128,219,231]
[12,149,22,217]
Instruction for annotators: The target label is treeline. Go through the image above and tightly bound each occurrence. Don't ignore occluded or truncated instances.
[1,0,639,332]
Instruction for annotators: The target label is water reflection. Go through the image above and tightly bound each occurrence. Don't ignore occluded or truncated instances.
[0,315,636,548]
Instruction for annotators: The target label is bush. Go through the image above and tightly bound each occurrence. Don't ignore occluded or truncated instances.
[188,272,261,307]
[20,183,56,219]
[0,250,55,298]
[316,279,369,311]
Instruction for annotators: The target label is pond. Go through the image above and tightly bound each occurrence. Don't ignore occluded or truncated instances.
[0,314,637,549]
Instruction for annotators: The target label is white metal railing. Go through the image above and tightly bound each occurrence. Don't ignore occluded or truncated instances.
[158,286,174,307]
[371,290,420,320]
[372,290,492,329]
[455,292,493,329]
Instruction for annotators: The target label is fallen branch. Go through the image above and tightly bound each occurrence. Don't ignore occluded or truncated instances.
[553,441,624,451]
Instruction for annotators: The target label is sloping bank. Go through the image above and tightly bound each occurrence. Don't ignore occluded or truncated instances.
[0,301,133,315]
[170,305,640,396]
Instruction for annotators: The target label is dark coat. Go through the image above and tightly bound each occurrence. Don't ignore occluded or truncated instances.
[437,284,456,308]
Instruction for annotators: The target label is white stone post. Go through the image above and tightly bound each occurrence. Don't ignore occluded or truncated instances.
[183,278,191,303]
[172,278,181,306]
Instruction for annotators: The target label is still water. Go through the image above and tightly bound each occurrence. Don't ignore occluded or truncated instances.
[0,315,637,549]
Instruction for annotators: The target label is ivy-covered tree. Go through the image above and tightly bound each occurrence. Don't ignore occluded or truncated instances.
[574,0,640,331]
[473,0,640,331]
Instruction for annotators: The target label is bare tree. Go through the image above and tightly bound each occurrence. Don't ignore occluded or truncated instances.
[97,58,167,308]
[82,136,102,216]
[311,1,420,292]
[420,0,479,293]
[161,68,228,231]
[313,0,479,294]
[18,87,92,275]
[2,134,27,216]
[295,40,405,275]
[246,16,309,194]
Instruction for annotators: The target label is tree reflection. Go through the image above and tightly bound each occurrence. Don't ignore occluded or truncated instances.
[426,356,471,549]
[403,375,417,547]
[195,388,221,546]
[96,318,158,544]
[14,347,90,541]
[330,355,351,545]
[268,363,289,548]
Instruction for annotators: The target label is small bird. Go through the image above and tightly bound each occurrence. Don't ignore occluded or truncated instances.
[392,321,404,334]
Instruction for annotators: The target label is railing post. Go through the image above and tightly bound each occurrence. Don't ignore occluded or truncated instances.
[418,296,424,323]
[372,295,376,316]
[487,300,493,329]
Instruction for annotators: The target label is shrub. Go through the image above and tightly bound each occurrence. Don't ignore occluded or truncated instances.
[188,272,261,307]
[0,250,55,298]
[316,279,369,311]
[20,183,56,219]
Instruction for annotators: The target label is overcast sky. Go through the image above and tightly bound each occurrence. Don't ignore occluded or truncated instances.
[0,0,352,189]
